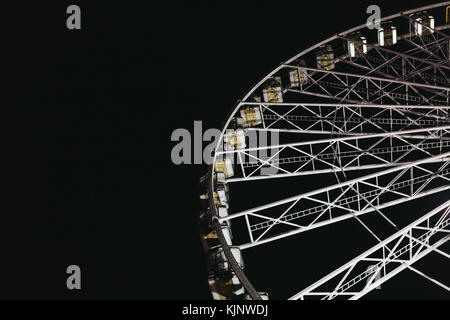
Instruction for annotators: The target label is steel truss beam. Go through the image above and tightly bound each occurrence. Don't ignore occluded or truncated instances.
[285,66,449,106]
[219,152,450,250]
[218,126,450,183]
[343,38,450,87]
[206,2,450,300]
[337,34,450,72]
[289,201,450,300]
[237,103,450,135]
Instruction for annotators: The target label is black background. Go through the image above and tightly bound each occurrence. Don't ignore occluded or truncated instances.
[3,0,448,299]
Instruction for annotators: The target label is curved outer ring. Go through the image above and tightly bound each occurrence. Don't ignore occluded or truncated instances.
[206,2,450,300]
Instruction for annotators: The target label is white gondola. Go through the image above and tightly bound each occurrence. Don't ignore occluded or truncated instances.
[208,272,244,300]
[220,224,232,246]
[347,34,367,58]
[240,107,262,127]
[412,12,434,36]
[214,158,234,178]
[224,129,246,151]
[217,206,231,228]
[217,206,228,219]
[378,23,397,46]
[262,77,283,103]
[210,246,245,273]
[289,59,309,88]
[316,45,335,70]
[215,183,229,208]
[202,4,450,302]
[200,224,232,252]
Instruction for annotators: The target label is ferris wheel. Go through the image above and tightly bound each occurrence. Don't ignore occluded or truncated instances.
[199,2,450,300]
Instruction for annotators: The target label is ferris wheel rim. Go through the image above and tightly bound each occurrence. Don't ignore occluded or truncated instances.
[206,2,450,300]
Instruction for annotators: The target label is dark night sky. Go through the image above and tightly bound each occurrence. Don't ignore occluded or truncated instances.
[4,0,448,299]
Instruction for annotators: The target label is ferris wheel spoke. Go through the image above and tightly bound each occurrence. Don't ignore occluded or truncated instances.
[405,33,448,53]
[244,103,450,135]
[284,66,449,105]
[220,155,450,249]
[390,137,439,164]
[355,36,445,70]
[284,65,450,92]
[403,37,447,63]
[289,88,364,104]
[262,105,299,129]
[365,82,407,105]
[405,234,450,261]
[401,13,450,41]
[222,127,450,183]
[261,105,309,132]
[338,34,450,72]
[288,201,450,300]
[363,50,402,78]
[204,3,450,300]
[340,56,399,79]
[349,41,450,86]
[341,56,449,90]
[402,36,448,65]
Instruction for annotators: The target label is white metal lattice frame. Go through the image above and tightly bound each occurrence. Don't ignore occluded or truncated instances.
[289,200,450,300]
[207,2,450,300]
